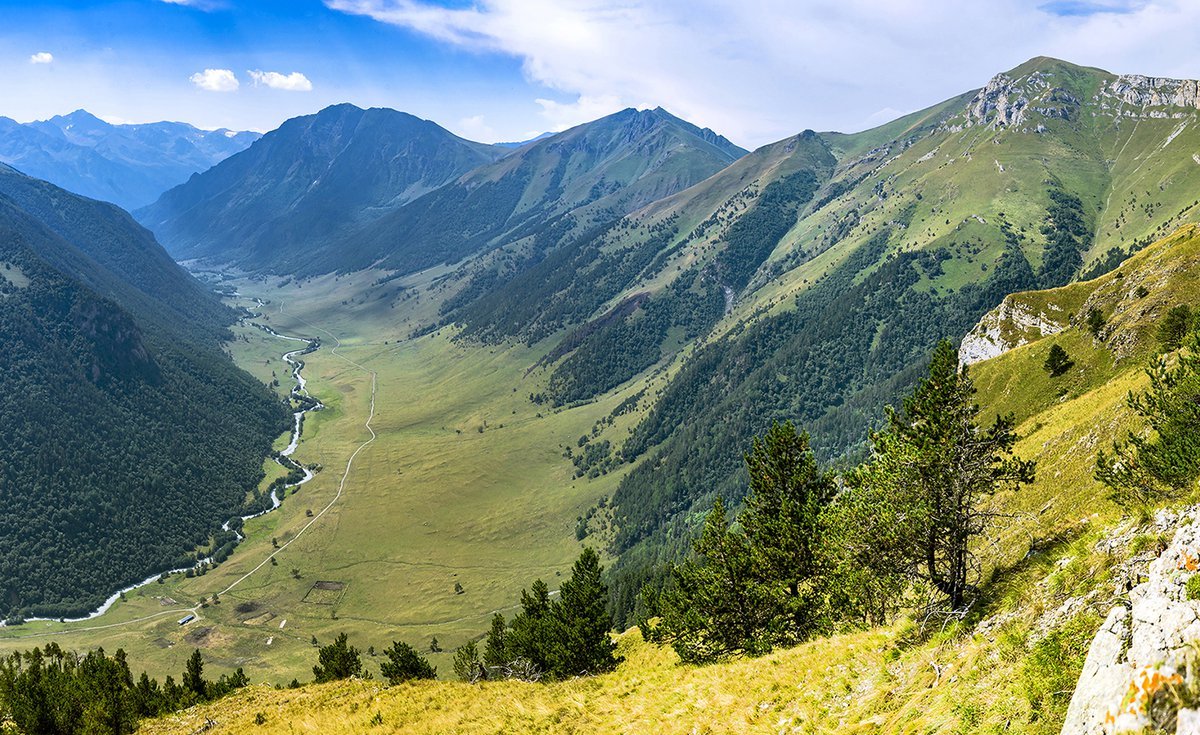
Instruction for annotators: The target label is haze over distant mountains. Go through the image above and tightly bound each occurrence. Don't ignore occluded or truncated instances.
[0,110,259,210]
[137,104,506,271]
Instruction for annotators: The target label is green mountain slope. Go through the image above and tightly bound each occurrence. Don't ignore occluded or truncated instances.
[0,164,233,344]
[0,168,288,618]
[312,106,748,277]
[137,104,504,270]
[135,223,1200,735]
[481,57,1200,618]
[439,129,834,408]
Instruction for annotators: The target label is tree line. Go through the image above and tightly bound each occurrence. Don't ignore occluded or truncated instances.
[0,645,247,735]
[637,339,1036,662]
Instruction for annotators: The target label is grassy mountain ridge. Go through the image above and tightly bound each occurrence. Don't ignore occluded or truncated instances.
[314,106,749,277]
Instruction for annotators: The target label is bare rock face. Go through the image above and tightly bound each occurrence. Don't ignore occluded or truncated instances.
[961,71,1080,130]
[960,67,1200,133]
[959,295,1066,365]
[1063,606,1134,735]
[1104,76,1200,111]
[1062,508,1200,734]
[966,74,1033,129]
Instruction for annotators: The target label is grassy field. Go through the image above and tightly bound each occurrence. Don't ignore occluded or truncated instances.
[135,226,1200,735]
[0,271,644,683]
[139,519,1128,735]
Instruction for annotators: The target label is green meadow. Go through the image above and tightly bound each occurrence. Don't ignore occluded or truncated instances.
[0,271,644,683]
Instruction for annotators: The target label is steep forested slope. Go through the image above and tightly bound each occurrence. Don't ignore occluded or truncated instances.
[0,167,288,619]
[520,58,1200,617]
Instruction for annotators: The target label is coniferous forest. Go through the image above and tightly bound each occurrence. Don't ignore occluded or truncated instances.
[0,171,289,620]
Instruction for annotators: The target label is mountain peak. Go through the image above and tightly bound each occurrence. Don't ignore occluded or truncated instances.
[45,109,110,132]
[1007,55,1099,76]
[316,102,365,116]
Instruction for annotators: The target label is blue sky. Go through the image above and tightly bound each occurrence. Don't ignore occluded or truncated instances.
[0,0,1196,148]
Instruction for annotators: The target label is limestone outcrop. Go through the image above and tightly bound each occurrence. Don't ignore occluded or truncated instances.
[1062,508,1200,734]
[959,296,1065,365]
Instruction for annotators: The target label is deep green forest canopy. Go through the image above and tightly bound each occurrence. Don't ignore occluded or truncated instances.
[0,172,288,619]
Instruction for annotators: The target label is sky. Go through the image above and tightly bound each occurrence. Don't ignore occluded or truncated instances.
[0,0,1198,149]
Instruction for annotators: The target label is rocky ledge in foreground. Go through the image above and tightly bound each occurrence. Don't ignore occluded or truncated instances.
[1063,507,1200,734]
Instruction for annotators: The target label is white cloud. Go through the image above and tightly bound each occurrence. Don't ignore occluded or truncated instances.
[862,107,912,129]
[159,0,223,8]
[29,52,53,65]
[326,0,1200,148]
[454,114,496,142]
[534,94,624,133]
[247,70,314,92]
[189,68,239,92]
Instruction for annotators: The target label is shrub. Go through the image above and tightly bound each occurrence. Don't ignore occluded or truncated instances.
[1043,343,1074,377]
[379,641,436,684]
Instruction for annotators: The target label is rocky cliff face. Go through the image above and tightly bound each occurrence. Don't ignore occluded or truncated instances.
[1104,75,1200,112]
[1063,507,1200,734]
[956,66,1200,133]
[959,294,1067,364]
[958,70,1081,130]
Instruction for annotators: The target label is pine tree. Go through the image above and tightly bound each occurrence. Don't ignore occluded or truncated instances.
[1097,339,1200,508]
[877,339,1035,610]
[828,430,922,626]
[505,579,553,675]
[654,498,778,663]
[378,641,436,684]
[1157,304,1194,352]
[1042,343,1074,377]
[550,547,619,677]
[452,641,485,683]
[740,421,834,635]
[312,633,364,683]
[183,649,206,700]
[482,613,508,672]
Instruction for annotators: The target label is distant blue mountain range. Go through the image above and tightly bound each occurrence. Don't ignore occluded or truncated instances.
[0,110,259,210]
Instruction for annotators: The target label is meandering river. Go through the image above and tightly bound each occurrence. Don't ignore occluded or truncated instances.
[15,317,322,624]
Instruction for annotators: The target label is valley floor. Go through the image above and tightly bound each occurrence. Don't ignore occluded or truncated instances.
[0,273,629,683]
